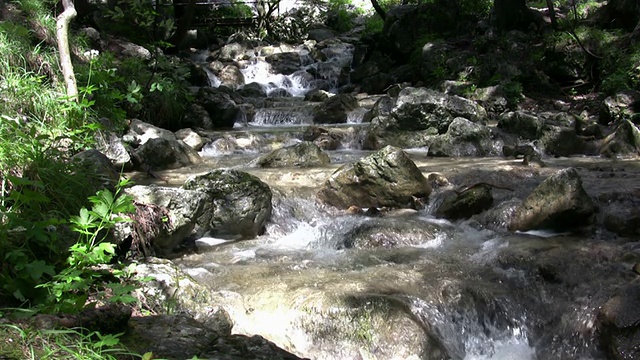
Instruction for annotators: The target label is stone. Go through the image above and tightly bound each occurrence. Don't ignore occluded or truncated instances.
[426,117,496,157]
[317,145,431,209]
[265,52,301,75]
[599,120,640,157]
[599,90,640,125]
[509,168,596,231]
[134,138,201,170]
[313,93,359,124]
[183,169,272,239]
[125,185,210,256]
[175,128,205,151]
[435,184,494,220]
[338,218,452,249]
[218,64,245,89]
[196,87,242,129]
[71,149,120,191]
[497,111,543,140]
[598,282,640,360]
[129,119,176,145]
[256,141,330,168]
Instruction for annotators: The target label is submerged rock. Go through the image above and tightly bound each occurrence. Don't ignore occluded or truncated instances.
[338,217,452,249]
[317,145,431,209]
[509,168,596,231]
[435,184,494,220]
[598,281,640,360]
[134,137,201,170]
[257,141,330,168]
[183,169,272,239]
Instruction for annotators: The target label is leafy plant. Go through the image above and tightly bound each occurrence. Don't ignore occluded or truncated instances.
[37,179,137,314]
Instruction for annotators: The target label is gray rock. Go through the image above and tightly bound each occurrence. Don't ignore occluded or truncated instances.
[108,38,151,60]
[218,64,245,89]
[392,87,487,134]
[599,90,640,125]
[427,117,496,157]
[135,138,201,170]
[509,168,596,231]
[435,184,493,220]
[125,185,209,255]
[175,128,205,151]
[257,141,330,168]
[600,120,640,157]
[317,145,431,209]
[183,169,272,239]
[216,42,248,61]
[303,126,340,150]
[129,119,176,145]
[313,93,359,124]
[197,87,242,129]
[265,52,301,75]
[184,103,214,130]
[338,218,452,249]
[94,130,132,170]
[497,111,543,140]
[598,282,640,360]
[541,126,595,157]
[307,26,336,42]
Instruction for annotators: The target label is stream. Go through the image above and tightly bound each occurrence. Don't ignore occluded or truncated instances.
[133,42,640,360]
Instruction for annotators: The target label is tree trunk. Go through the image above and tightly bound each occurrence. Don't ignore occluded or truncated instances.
[546,0,557,30]
[493,0,531,31]
[56,0,78,101]
[370,0,386,21]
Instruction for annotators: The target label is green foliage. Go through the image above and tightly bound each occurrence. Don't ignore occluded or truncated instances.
[104,0,175,47]
[37,180,137,314]
[0,323,142,359]
[326,0,359,33]
[502,81,524,108]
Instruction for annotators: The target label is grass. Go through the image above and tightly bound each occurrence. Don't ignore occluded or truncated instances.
[0,322,142,360]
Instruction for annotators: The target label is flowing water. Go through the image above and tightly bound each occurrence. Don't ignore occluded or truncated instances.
[146,45,640,359]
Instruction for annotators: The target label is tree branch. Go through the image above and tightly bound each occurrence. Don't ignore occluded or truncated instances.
[56,0,78,101]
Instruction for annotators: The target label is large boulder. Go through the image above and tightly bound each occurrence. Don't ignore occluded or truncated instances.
[196,87,242,128]
[508,168,596,231]
[434,184,494,220]
[598,281,640,360]
[129,119,176,145]
[218,64,245,89]
[497,111,543,140]
[134,138,201,170]
[427,117,497,157]
[599,120,640,157]
[125,185,210,256]
[337,218,453,249]
[71,149,120,193]
[265,52,301,75]
[256,141,330,168]
[94,130,132,169]
[312,94,359,124]
[183,170,272,239]
[392,87,486,133]
[175,128,205,151]
[317,146,431,209]
[599,90,640,125]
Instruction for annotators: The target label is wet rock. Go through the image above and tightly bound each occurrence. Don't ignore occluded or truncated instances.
[338,218,451,249]
[183,169,272,239]
[427,117,496,157]
[303,89,332,102]
[435,184,493,221]
[131,258,238,328]
[474,198,521,231]
[94,129,132,170]
[600,120,640,157]
[312,93,359,124]
[196,87,241,129]
[135,138,201,170]
[541,126,595,157]
[238,82,267,98]
[215,42,249,61]
[392,87,487,134]
[497,111,543,140]
[184,103,214,129]
[265,52,301,75]
[509,168,596,232]
[218,64,245,89]
[203,334,309,360]
[317,145,431,209]
[308,25,336,42]
[303,126,340,150]
[598,281,640,360]
[129,119,176,145]
[599,90,640,125]
[257,141,330,168]
[125,185,209,256]
[598,191,640,237]
[175,128,205,151]
[362,95,394,123]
